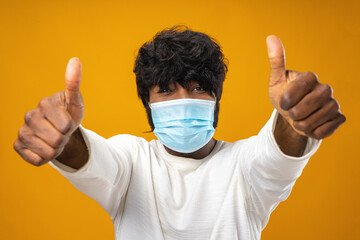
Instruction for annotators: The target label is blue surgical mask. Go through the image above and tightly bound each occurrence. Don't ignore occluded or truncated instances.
[150,98,216,153]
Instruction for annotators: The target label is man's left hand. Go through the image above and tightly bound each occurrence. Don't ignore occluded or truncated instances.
[266,35,346,140]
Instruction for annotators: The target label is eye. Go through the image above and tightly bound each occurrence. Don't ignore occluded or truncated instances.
[193,86,205,92]
[158,88,170,93]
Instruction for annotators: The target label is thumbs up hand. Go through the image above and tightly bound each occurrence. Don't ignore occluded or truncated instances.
[266,36,345,139]
[14,58,85,166]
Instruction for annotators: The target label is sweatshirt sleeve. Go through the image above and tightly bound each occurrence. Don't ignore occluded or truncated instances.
[241,110,321,231]
[49,126,138,221]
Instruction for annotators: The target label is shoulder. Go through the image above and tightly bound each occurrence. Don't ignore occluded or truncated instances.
[202,138,255,165]
[107,134,150,148]
[215,136,256,153]
[108,133,148,143]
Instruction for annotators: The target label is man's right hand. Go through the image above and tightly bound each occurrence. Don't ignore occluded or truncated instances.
[14,58,85,167]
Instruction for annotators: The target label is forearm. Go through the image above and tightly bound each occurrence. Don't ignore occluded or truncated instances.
[57,128,89,169]
[274,114,308,157]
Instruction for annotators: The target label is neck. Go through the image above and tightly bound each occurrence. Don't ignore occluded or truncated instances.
[164,138,217,159]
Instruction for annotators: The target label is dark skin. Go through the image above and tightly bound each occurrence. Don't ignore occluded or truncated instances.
[148,81,217,159]
[14,36,345,168]
[14,58,87,168]
[267,36,345,156]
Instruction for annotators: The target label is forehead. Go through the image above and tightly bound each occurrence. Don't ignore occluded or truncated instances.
[150,80,200,90]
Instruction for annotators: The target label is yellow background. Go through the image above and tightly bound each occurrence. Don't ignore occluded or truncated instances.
[1,0,359,239]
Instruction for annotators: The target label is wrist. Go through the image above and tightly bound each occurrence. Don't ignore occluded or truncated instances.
[57,127,89,169]
[274,113,308,157]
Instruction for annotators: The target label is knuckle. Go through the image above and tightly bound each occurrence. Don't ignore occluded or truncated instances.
[280,93,291,110]
[38,97,50,110]
[340,114,346,124]
[24,110,34,124]
[329,99,339,111]
[289,108,301,120]
[13,140,22,153]
[306,72,319,82]
[324,99,340,118]
[303,72,319,88]
[18,127,29,144]
[321,84,333,98]
[24,109,42,126]
[294,121,312,133]
[334,113,346,127]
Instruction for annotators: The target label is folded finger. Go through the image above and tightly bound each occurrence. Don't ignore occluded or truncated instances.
[25,108,68,148]
[280,72,318,110]
[17,125,60,160]
[288,84,333,121]
[38,95,75,134]
[309,114,346,139]
[13,138,45,166]
[293,99,340,135]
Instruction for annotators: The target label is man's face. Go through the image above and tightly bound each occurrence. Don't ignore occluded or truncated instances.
[149,81,215,104]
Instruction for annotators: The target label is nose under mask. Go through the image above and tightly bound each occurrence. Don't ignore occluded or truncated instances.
[150,98,216,153]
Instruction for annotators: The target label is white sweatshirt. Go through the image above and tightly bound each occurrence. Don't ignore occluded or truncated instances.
[50,111,320,239]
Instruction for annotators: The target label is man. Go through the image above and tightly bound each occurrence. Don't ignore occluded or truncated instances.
[14,26,345,239]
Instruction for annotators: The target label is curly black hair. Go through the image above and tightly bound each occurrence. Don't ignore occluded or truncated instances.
[134,25,228,131]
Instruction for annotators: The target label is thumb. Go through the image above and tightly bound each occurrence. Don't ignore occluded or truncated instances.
[266,35,286,86]
[65,57,82,106]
